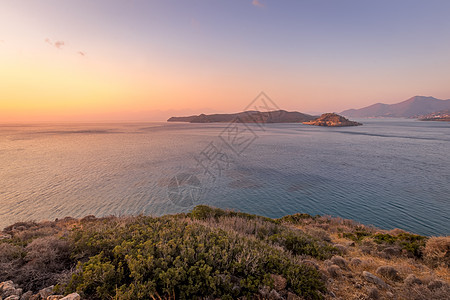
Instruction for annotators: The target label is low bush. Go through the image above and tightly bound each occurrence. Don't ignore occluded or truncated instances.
[373,233,427,258]
[63,215,326,299]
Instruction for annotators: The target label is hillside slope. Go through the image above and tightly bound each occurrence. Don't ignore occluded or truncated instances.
[341,96,450,118]
[1,206,448,300]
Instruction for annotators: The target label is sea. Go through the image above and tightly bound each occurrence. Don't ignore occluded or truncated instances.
[0,119,449,236]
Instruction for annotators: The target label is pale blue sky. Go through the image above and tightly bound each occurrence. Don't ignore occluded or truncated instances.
[1,0,450,120]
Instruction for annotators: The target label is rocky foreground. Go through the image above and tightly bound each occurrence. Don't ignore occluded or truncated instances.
[303,113,362,127]
[0,206,448,300]
[0,281,79,300]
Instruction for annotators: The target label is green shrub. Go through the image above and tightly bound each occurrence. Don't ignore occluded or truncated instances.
[343,230,372,242]
[373,233,427,258]
[63,214,326,299]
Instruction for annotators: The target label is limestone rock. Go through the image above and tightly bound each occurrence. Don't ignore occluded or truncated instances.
[362,271,388,289]
[330,255,348,269]
[60,294,80,300]
[350,258,362,266]
[327,265,342,278]
[38,286,54,300]
[20,291,33,300]
[381,246,401,258]
[268,289,282,300]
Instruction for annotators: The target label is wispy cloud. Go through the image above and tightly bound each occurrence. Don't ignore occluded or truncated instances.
[54,41,65,49]
[45,38,65,49]
[252,0,265,8]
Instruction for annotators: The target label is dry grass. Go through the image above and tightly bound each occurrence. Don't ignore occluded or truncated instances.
[303,225,450,300]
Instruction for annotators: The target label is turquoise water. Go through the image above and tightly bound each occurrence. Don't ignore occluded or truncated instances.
[0,119,449,236]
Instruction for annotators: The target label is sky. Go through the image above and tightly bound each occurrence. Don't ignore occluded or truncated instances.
[1,0,450,122]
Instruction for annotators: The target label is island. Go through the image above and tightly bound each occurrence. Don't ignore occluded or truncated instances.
[303,113,362,127]
[168,110,317,123]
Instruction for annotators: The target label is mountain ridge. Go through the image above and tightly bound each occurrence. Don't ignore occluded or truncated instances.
[341,96,450,118]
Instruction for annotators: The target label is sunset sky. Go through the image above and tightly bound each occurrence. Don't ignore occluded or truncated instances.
[1,0,450,121]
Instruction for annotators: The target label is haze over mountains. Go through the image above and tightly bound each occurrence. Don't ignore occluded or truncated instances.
[340,96,450,118]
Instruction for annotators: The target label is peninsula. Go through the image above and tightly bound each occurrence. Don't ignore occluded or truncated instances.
[168,110,317,123]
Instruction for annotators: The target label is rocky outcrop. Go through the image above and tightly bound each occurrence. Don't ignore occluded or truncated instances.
[362,271,389,289]
[303,113,362,127]
[0,281,80,300]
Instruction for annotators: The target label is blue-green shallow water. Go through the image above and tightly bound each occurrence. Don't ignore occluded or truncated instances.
[0,119,449,236]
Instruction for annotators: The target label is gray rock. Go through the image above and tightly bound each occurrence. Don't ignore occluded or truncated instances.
[367,287,380,300]
[331,255,348,269]
[60,294,80,300]
[286,292,302,300]
[5,296,20,300]
[382,247,401,257]
[376,266,401,281]
[39,286,54,300]
[350,258,362,266]
[0,281,21,298]
[20,291,33,300]
[362,271,388,289]
[404,274,422,286]
[427,280,447,290]
[327,265,342,278]
[258,286,270,297]
[268,289,282,300]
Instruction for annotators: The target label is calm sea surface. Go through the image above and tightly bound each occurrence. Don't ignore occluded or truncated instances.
[0,119,449,236]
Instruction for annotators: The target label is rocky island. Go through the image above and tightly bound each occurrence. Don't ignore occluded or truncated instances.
[168,110,317,123]
[303,113,362,127]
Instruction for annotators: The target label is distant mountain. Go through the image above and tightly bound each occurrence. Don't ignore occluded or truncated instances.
[168,110,317,123]
[418,109,450,122]
[340,96,450,118]
[303,113,362,127]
